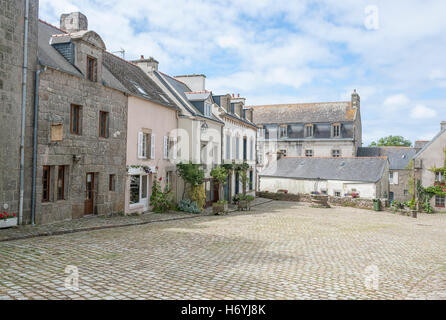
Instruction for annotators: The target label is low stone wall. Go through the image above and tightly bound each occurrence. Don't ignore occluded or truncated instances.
[257,192,375,210]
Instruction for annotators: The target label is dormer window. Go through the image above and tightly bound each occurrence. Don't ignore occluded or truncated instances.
[305,124,314,137]
[279,125,288,138]
[87,56,97,82]
[332,123,341,137]
[204,103,212,117]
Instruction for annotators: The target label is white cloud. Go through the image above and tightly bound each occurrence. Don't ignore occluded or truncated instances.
[383,94,410,107]
[38,0,446,144]
[410,105,437,119]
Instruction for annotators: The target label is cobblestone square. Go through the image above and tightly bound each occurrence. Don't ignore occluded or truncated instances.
[0,201,445,300]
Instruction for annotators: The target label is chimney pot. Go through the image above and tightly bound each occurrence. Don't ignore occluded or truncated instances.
[441,121,446,131]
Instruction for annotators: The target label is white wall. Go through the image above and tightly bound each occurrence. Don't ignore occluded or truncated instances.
[259,177,379,199]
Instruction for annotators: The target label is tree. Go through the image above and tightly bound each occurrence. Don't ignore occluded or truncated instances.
[210,166,229,202]
[234,162,250,196]
[369,136,412,147]
[176,162,205,208]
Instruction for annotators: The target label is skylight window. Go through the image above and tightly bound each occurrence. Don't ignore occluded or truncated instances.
[130,81,148,96]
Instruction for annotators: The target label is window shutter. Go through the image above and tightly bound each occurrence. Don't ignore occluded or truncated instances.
[173,138,177,160]
[151,134,156,159]
[138,132,143,159]
[163,136,168,159]
[393,172,399,185]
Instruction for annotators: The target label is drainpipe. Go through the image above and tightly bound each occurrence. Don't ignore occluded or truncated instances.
[31,66,46,226]
[19,0,30,225]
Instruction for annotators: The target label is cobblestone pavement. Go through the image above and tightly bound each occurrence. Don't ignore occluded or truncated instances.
[0,198,272,243]
[0,201,445,300]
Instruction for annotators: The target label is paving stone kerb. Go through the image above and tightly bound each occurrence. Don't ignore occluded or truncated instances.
[0,201,445,300]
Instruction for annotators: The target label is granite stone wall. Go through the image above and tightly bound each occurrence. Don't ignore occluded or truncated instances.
[0,0,38,223]
[257,191,376,210]
[35,68,128,224]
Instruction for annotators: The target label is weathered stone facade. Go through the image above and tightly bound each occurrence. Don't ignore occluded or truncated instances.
[33,16,128,224]
[35,68,128,224]
[0,0,38,223]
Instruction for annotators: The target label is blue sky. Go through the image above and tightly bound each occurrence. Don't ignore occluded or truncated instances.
[39,0,446,146]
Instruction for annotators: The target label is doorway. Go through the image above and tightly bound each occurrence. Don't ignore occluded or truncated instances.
[235,172,240,195]
[85,173,95,215]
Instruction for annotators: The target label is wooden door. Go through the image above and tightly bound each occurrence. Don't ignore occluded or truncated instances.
[213,180,219,203]
[84,173,95,215]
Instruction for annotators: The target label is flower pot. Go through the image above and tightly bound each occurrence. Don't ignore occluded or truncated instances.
[411,210,418,219]
[213,203,228,215]
[0,217,18,229]
[238,200,250,211]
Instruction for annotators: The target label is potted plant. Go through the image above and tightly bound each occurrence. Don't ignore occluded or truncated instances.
[0,211,18,229]
[234,194,255,211]
[213,200,228,215]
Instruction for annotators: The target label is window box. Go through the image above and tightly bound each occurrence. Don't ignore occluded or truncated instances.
[0,216,17,229]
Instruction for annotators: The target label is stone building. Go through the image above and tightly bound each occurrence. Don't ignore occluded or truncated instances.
[34,13,128,224]
[0,0,39,224]
[251,90,362,171]
[259,157,389,200]
[213,93,257,200]
[414,121,446,213]
[357,147,417,203]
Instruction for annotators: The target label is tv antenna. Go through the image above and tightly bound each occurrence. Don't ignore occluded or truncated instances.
[112,48,126,59]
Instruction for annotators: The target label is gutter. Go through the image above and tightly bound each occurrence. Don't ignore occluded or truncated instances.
[18,0,30,225]
[31,66,46,226]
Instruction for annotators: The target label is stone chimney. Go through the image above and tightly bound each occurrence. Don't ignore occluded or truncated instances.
[441,121,446,131]
[352,89,360,109]
[60,12,88,33]
[131,55,159,73]
[175,74,206,92]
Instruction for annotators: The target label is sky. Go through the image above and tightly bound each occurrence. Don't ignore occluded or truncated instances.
[39,0,446,146]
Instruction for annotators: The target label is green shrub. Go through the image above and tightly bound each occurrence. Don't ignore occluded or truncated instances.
[150,175,172,213]
[178,199,201,214]
[188,184,206,210]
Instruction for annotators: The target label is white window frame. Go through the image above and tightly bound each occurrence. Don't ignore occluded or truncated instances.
[435,171,444,182]
[332,123,341,137]
[305,124,314,138]
[279,125,287,138]
[226,135,231,160]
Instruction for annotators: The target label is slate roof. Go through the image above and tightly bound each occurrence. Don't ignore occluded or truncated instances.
[154,72,224,124]
[102,53,177,109]
[415,128,446,158]
[259,157,388,183]
[38,20,82,77]
[357,147,416,170]
[251,102,357,125]
[185,92,211,101]
[38,20,127,93]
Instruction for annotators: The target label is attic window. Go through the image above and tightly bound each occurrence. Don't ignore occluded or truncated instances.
[87,56,97,82]
[279,125,288,138]
[305,124,314,137]
[130,81,148,96]
[204,103,212,117]
[332,123,341,137]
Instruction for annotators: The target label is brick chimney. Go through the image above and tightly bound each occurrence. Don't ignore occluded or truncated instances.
[441,121,446,131]
[352,89,360,109]
[131,55,159,73]
[60,12,88,33]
